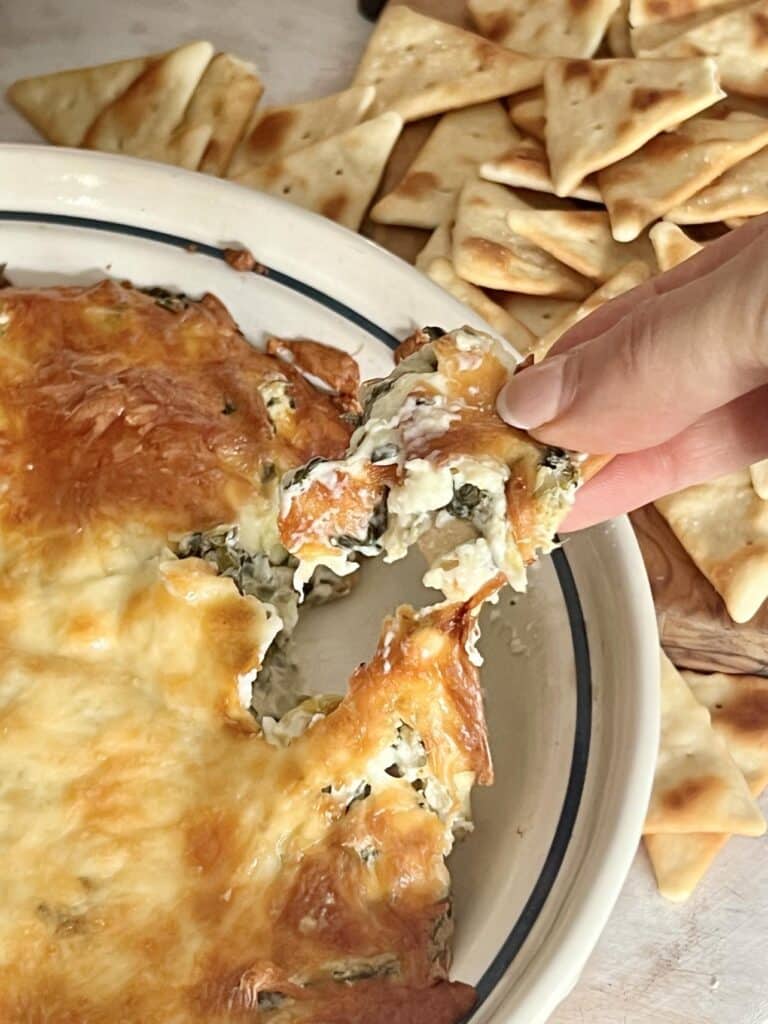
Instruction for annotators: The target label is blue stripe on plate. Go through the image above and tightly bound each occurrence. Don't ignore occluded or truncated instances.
[0,209,592,1020]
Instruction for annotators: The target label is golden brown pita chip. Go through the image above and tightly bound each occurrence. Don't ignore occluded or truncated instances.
[656,469,768,623]
[666,144,768,222]
[629,0,733,26]
[494,293,580,337]
[226,86,375,178]
[480,134,602,201]
[177,52,263,175]
[607,0,633,56]
[452,179,593,296]
[636,0,768,99]
[425,257,536,351]
[649,221,703,269]
[505,207,654,279]
[7,53,153,147]
[629,2,741,54]
[467,0,621,58]
[532,259,651,357]
[415,219,454,270]
[646,668,768,902]
[685,670,768,793]
[354,5,545,122]
[229,112,402,231]
[508,89,547,140]
[751,459,768,498]
[83,41,215,167]
[371,102,518,229]
[544,56,724,196]
[599,112,768,240]
[644,652,765,835]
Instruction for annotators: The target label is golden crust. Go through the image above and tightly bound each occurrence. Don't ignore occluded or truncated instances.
[0,281,353,572]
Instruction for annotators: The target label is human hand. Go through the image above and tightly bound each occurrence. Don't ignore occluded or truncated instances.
[497,216,768,531]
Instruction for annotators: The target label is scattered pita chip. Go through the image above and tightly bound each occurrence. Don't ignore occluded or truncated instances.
[644,652,765,835]
[229,112,403,231]
[371,102,518,229]
[532,259,651,357]
[629,0,733,26]
[494,293,580,337]
[656,469,768,623]
[176,53,263,175]
[425,257,536,351]
[646,668,768,902]
[666,144,768,222]
[750,459,768,499]
[415,219,453,270]
[508,89,547,140]
[353,5,545,122]
[544,56,724,197]
[607,0,634,56]
[599,112,768,240]
[467,0,621,58]
[629,3,739,54]
[83,41,215,167]
[7,53,153,147]
[685,670,768,794]
[452,180,593,296]
[649,221,703,269]
[226,86,375,178]
[644,831,730,902]
[505,208,654,279]
[726,216,751,228]
[480,135,602,201]
[636,0,768,99]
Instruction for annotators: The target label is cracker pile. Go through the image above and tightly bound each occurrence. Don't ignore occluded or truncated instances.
[7,1,768,903]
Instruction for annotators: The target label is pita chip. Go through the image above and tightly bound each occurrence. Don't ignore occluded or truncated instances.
[371,102,519,229]
[685,670,768,794]
[83,41,214,167]
[467,0,620,58]
[599,112,768,240]
[226,86,375,178]
[425,258,536,352]
[629,2,743,53]
[646,669,768,902]
[544,56,724,197]
[229,112,402,231]
[656,469,768,623]
[176,53,263,175]
[649,222,703,270]
[629,0,735,25]
[750,459,768,499]
[494,293,579,337]
[532,259,651,358]
[415,219,453,270]
[644,652,765,835]
[607,0,634,56]
[452,180,593,296]
[666,144,768,222]
[7,53,153,147]
[508,89,547,140]
[481,134,602,201]
[636,0,768,99]
[353,5,545,122]
[504,208,654,280]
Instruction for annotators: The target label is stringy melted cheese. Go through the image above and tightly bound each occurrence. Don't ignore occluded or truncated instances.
[280,328,581,601]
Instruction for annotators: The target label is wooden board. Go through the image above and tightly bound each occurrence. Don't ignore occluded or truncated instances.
[631,505,768,676]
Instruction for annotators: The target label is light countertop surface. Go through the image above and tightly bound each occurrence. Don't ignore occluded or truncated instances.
[2,3,767,1022]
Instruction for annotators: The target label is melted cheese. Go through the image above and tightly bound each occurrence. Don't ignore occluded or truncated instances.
[0,283,488,1023]
[280,327,581,600]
